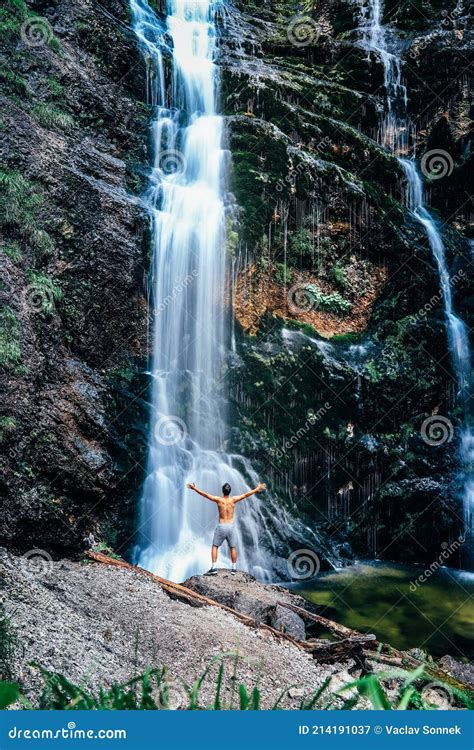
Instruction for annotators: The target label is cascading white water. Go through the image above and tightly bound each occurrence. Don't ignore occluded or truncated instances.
[129,0,307,582]
[353,0,473,557]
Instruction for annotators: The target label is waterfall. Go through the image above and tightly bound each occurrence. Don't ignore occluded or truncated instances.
[129,0,314,582]
[353,0,473,560]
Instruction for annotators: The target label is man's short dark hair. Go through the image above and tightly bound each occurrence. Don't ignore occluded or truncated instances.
[222,483,231,496]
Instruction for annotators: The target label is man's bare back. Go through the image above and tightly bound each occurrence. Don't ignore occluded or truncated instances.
[186,480,266,574]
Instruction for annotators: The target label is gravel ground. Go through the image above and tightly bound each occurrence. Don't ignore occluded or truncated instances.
[1,549,356,709]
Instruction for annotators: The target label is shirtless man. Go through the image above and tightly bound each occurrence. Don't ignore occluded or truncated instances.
[186,481,266,575]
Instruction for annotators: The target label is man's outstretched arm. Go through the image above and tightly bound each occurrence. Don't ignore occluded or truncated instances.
[234,483,266,503]
[186,483,219,502]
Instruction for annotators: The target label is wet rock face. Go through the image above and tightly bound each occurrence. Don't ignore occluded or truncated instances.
[0,0,470,570]
[220,0,470,564]
[0,0,151,555]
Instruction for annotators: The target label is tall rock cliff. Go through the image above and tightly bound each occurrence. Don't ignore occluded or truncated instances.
[1,0,472,566]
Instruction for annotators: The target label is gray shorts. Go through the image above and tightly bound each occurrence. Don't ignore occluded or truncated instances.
[212,523,238,549]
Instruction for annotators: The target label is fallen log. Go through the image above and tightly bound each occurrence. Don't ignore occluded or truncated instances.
[277,600,375,642]
[86,551,306,650]
[280,600,474,695]
[304,634,376,664]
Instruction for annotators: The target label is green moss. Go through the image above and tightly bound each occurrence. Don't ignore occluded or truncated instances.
[0,169,43,234]
[1,241,22,262]
[0,416,17,444]
[274,262,292,284]
[0,67,31,96]
[0,306,22,368]
[46,77,64,98]
[31,103,75,131]
[26,271,62,315]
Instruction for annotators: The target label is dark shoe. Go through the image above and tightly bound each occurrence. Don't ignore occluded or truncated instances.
[231,569,237,575]
[204,568,217,576]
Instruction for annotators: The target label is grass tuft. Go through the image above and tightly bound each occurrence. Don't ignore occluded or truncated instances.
[31,103,74,131]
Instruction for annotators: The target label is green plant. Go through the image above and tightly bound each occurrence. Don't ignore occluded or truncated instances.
[1,241,22,262]
[329,263,348,289]
[0,67,31,96]
[46,77,64,98]
[31,103,74,131]
[91,542,122,561]
[274,262,292,285]
[0,169,43,232]
[0,416,17,444]
[336,667,474,710]
[26,271,62,314]
[304,283,351,315]
[0,306,22,367]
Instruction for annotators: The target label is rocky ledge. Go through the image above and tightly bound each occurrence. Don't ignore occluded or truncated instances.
[1,549,471,709]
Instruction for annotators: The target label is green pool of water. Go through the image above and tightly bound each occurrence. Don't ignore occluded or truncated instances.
[291,561,474,659]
